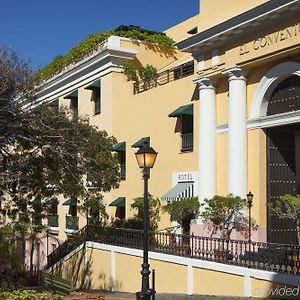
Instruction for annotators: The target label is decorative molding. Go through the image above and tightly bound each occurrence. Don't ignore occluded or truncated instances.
[193,76,216,90]
[222,67,247,82]
[217,110,300,134]
[36,36,137,105]
[250,61,300,119]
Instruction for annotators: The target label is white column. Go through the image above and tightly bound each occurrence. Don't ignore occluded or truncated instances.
[224,67,247,197]
[194,77,216,204]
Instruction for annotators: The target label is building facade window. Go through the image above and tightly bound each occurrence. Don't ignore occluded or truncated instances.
[112,142,126,180]
[85,80,101,115]
[168,104,193,152]
[181,115,193,152]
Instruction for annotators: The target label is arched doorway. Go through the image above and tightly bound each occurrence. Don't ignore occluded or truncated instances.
[266,75,300,244]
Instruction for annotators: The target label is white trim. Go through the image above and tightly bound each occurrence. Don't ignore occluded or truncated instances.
[250,61,300,119]
[244,274,251,297]
[36,36,137,105]
[179,1,299,52]
[46,241,300,296]
[187,263,193,295]
[47,227,59,235]
[216,110,300,134]
[45,243,84,272]
[64,228,79,236]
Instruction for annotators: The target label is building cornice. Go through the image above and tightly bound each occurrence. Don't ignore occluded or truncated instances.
[176,0,300,54]
[36,36,137,104]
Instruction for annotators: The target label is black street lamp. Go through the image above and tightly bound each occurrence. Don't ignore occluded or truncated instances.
[246,191,254,243]
[135,142,157,300]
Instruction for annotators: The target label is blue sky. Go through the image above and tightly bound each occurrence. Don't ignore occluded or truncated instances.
[0,0,199,70]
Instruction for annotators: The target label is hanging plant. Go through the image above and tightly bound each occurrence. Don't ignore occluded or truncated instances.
[36,29,174,81]
[123,62,157,82]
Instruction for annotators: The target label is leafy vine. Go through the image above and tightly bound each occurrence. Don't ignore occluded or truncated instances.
[37,29,174,81]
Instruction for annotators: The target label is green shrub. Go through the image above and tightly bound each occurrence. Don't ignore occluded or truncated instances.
[0,290,63,300]
[37,29,174,81]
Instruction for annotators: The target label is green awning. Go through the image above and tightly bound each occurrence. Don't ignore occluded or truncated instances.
[49,197,59,205]
[64,90,78,100]
[109,197,125,207]
[62,198,77,206]
[85,80,100,90]
[131,137,150,148]
[112,142,126,152]
[168,104,193,117]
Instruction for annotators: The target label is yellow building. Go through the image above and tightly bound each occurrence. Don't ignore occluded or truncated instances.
[38,0,300,247]
[172,0,300,244]
[40,1,300,297]
[38,29,197,245]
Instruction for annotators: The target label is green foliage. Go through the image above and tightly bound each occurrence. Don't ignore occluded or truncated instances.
[201,194,255,239]
[123,62,138,81]
[37,29,174,81]
[162,198,199,233]
[123,62,157,82]
[131,195,161,231]
[0,290,63,300]
[78,191,108,224]
[113,195,161,230]
[269,194,300,245]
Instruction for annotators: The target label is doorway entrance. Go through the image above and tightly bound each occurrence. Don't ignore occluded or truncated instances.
[266,75,300,244]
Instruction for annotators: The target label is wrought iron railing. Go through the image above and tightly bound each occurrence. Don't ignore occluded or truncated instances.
[47,225,300,275]
[48,214,59,227]
[181,133,193,152]
[120,164,126,180]
[133,60,194,94]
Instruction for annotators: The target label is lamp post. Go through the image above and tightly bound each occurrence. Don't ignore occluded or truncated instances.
[246,191,254,243]
[135,142,157,300]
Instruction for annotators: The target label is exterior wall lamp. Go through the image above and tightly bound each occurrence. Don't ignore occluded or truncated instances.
[246,191,254,243]
[135,141,157,300]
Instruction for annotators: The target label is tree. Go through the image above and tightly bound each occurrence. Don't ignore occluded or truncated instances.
[162,197,199,234]
[131,194,161,231]
[269,194,300,246]
[201,194,256,240]
[0,45,120,271]
[112,195,161,231]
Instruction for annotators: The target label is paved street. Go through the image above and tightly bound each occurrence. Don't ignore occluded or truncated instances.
[65,291,251,300]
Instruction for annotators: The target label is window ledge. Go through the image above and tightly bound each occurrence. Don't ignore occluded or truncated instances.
[48,226,59,235]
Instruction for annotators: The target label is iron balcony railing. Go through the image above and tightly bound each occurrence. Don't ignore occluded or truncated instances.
[47,225,300,275]
[181,133,193,152]
[65,216,79,231]
[48,214,59,227]
[120,164,126,180]
[133,60,194,94]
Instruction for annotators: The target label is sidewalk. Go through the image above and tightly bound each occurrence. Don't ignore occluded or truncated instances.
[65,291,248,300]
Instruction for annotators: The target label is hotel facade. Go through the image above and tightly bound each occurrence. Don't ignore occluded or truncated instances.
[19,0,300,273]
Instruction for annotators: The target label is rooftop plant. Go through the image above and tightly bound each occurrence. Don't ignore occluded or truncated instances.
[36,29,175,81]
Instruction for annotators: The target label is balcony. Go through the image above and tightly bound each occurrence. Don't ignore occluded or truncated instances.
[120,164,126,180]
[65,216,79,235]
[181,133,193,152]
[134,60,194,94]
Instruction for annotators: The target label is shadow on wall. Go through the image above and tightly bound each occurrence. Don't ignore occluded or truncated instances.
[252,276,300,299]
[53,242,86,289]
[86,247,123,291]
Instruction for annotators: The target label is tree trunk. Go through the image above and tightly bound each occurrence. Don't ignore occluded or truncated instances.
[29,235,36,275]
